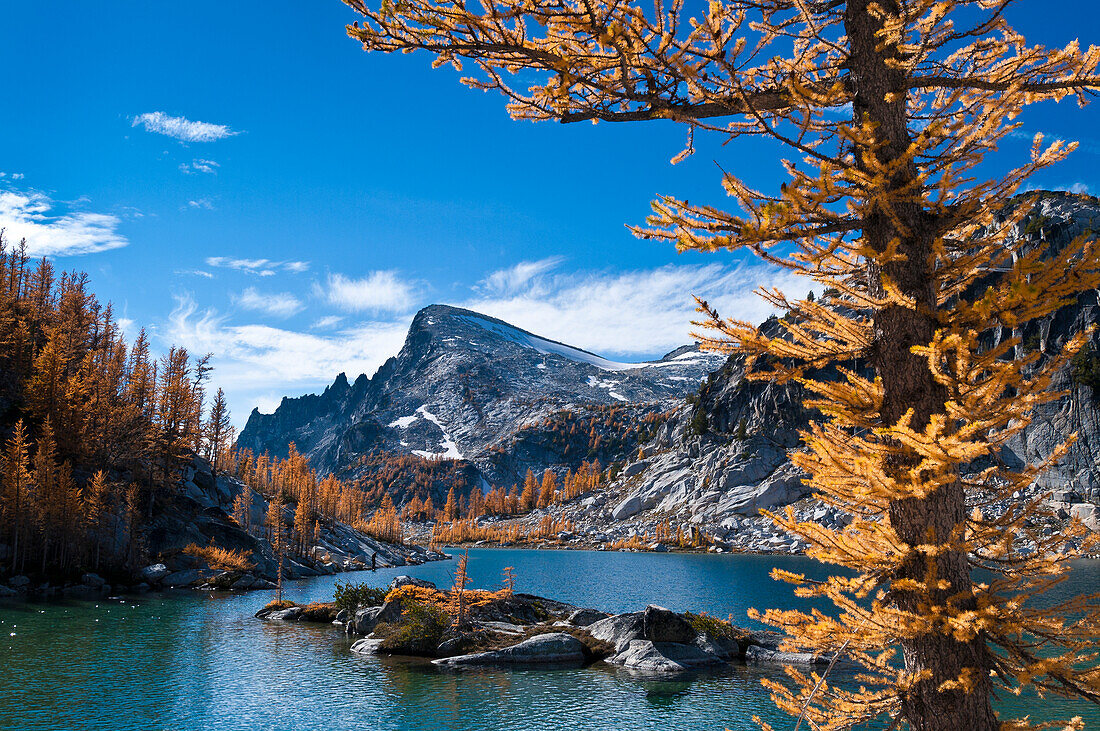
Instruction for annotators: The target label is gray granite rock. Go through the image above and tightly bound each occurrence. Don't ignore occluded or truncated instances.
[608,640,723,673]
[642,605,696,643]
[141,564,169,582]
[434,632,587,667]
[568,608,609,627]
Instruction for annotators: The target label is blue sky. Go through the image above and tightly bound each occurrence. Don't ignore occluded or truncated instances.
[1,2,1097,427]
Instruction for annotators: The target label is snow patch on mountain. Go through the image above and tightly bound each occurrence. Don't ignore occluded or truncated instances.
[460,314,654,372]
[413,405,465,460]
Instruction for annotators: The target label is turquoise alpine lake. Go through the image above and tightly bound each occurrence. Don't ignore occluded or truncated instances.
[2,549,1098,730]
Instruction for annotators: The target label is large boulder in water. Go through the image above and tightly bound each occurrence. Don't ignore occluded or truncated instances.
[434,632,587,667]
[141,564,169,583]
[264,606,304,621]
[350,638,384,654]
[608,640,723,673]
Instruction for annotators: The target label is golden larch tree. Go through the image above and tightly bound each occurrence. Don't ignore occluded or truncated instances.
[339,0,1100,728]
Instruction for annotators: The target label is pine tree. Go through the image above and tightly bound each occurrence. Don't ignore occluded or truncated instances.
[2,421,32,574]
[343,2,1100,728]
[500,565,516,596]
[204,388,232,483]
[520,469,537,512]
[443,486,458,522]
[450,547,471,627]
[233,487,252,532]
[538,470,557,508]
[84,470,109,570]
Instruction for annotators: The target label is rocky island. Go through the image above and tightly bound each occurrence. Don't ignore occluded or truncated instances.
[257,574,821,674]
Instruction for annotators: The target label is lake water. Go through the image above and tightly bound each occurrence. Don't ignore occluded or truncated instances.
[2,548,1098,730]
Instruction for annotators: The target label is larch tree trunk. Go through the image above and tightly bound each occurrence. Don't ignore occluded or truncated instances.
[845,3,998,729]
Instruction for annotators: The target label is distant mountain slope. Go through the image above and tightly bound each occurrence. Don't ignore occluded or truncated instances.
[581,191,1100,543]
[237,304,723,496]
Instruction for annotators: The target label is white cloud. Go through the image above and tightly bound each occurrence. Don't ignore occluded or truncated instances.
[176,269,215,279]
[461,262,808,358]
[206,256,310,276]
[186,198,214,210]
[320,271,415,313]
[311,315,344,329]
[132,112,237,143]
[0,189,128,256]
[164,261,803,429]
[478,256,565,295]
[234,287,304,318]
[166,294,409,425]
[179,159,219,175]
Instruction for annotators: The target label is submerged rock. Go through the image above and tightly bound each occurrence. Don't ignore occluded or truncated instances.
[744,644,826,666]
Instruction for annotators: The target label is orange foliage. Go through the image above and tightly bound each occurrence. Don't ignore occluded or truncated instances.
[182,542,255,571]
[429,515,575,548]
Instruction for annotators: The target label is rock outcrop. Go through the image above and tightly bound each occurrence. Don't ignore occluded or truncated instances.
[434,632,588,667]
[545,191,1100,552]
[266,587,824,675]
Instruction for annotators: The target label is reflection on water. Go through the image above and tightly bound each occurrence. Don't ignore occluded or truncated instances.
[1,549,1097,730]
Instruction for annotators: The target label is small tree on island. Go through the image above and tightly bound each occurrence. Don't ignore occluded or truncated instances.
[339,1,1100,728]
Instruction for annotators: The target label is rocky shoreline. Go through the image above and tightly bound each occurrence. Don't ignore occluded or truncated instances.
[0,454,448,601]
[258,575,824,674]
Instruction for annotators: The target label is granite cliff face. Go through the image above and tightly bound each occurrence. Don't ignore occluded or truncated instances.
[237,304,723,497]
[560,192,1100,548]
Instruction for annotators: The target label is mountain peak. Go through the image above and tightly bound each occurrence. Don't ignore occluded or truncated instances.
[238,303,724,487]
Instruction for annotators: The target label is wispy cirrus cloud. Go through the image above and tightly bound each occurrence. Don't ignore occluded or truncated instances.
[205,256,310,276]
[233,287,304,318]
[132,112,238,143]
[319,271,416,313]
[176,269,215,279]
[462,261,808,357]
[179,159,219,175]
[311,315,344,330]
[477,256,565,295]
[0,188,128,256]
